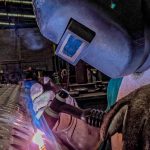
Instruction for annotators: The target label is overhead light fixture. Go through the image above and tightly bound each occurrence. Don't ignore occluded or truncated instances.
[0,22,15,25]
[0,12,35,18]
[1,0,32,4]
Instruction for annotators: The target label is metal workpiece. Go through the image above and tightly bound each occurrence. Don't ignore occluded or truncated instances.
[0,85,17,105]
[0,85,34,150]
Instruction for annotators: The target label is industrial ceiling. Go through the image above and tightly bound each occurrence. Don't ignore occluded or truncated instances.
[0,0,116,29]
[0,0,36,29]
[0,0,148,36]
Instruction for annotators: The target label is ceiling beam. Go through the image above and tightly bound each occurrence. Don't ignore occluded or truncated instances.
[0,12,35,18]
[0,21,15,25]
[0,0,32,5]
[0,23,37,29]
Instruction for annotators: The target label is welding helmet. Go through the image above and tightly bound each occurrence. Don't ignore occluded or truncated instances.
[33,0,150,78]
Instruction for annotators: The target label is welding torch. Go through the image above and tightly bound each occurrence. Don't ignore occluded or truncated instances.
[46,88,104,128]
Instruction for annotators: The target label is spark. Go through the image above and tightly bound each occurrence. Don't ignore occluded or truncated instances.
[32,129,47,150]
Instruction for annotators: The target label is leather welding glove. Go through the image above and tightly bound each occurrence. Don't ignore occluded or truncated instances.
[32,90,55,113]
[30,82,43,100]
[30,82,55,117]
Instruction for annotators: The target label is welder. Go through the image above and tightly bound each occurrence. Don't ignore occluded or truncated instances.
[31,0,150,150]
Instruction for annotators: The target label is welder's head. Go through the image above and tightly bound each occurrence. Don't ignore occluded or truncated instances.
[33,0,149,78]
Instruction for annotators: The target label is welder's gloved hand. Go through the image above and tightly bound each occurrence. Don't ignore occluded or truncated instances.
[30,82,55,114]
[38,76,60,93]
[38,76,51,85]
[30,83,43,100]
[33,90,55,113]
